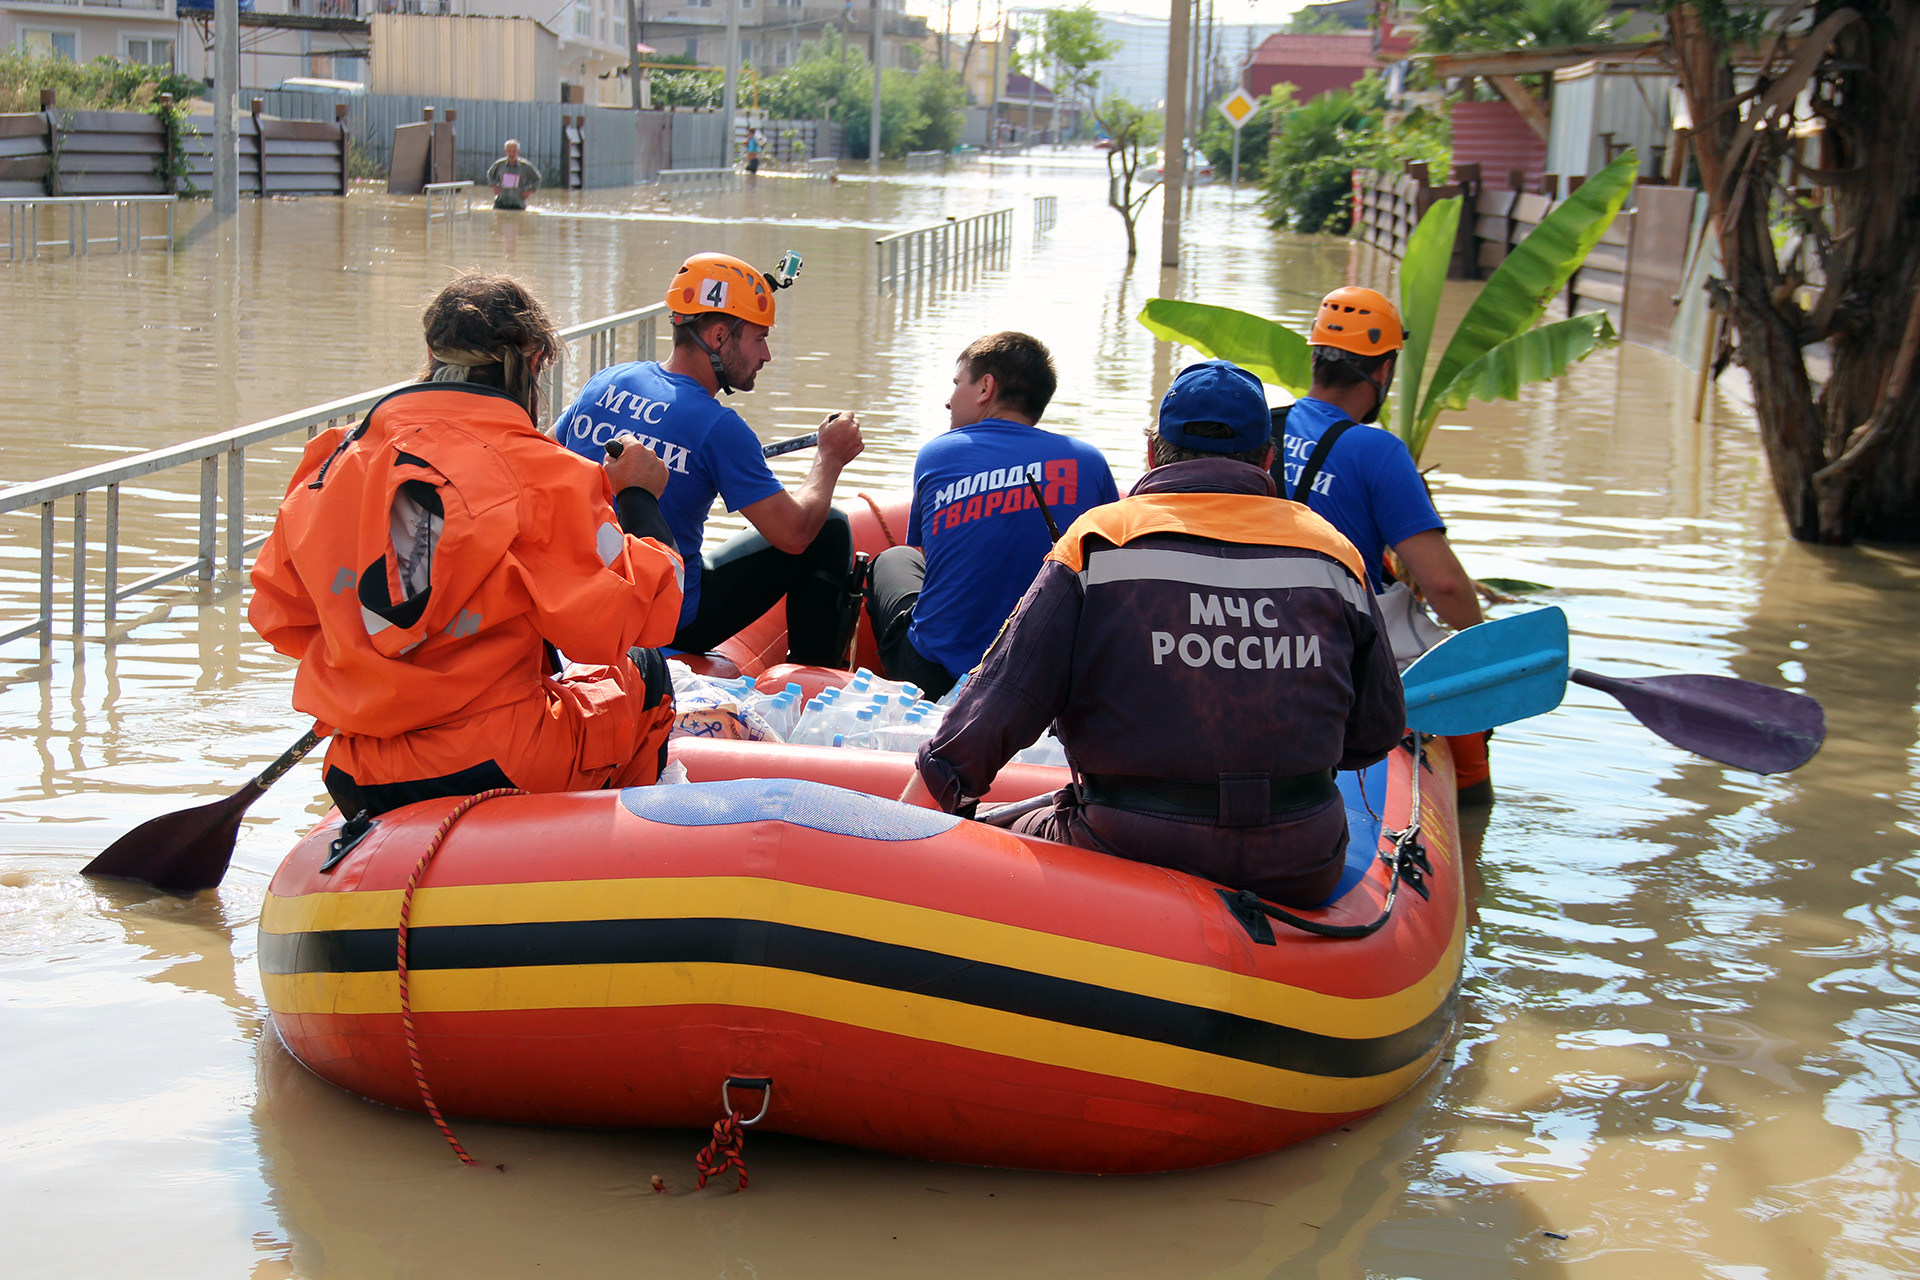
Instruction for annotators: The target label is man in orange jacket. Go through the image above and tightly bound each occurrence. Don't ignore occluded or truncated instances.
[249,274,687,818]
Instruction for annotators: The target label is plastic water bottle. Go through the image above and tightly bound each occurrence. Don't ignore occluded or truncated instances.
[790,697,832,745]
[839,708,880,749]
[1013,732,1068,766]
[936,673,970,707]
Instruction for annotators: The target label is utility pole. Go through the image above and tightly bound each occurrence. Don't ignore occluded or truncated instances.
[869,0,882,173]
[988,6,1002,152]
[1025,23,1036,144]
[1160,0,1189,267]
[626,0,642,111]
[943,0,952,71]
[723,0,740,166]
[214,0,238,214]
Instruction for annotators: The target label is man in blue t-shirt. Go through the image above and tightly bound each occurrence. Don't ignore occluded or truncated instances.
[1270,286,1482,629]
[865,332,1119,697]
[1271,285,1489,801]
[557,252,864,666]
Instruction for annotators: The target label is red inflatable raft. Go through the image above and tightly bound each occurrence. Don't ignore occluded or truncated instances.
[258,495,1464,1173]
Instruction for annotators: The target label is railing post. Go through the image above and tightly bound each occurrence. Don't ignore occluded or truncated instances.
[226,444,245,574]
[38,502,54,647]
[104,484,119,632]
[71,491,86,637]
[198,455,217,581]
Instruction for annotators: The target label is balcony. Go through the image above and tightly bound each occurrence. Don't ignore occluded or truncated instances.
[24,0,169,10]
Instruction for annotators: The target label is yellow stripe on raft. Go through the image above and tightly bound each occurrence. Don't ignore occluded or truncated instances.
[260,961,1445,1115]
[262,876,1463,1041]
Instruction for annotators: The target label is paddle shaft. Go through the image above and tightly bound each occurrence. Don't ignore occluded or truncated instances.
[1025,476,1062,541]
[608,433,819,461]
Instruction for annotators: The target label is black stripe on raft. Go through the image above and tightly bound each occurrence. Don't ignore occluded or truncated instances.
[259,917,1455,1081]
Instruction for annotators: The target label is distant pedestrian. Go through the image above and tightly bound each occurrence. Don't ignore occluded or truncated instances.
[745,128,765,176]
[487,139,541,210]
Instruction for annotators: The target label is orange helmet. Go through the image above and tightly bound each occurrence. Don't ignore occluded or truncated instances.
[665,253,776,329]
[1310,286,1404,356]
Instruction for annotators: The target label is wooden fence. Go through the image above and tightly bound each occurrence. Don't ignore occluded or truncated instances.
[1354,162,1705,352]
[0,91,348,200]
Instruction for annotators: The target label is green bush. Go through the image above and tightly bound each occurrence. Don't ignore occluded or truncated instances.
[1257,73,1448,234]
[1,48,201,113]
[1197,87,1276,184]
[758,30,958,158]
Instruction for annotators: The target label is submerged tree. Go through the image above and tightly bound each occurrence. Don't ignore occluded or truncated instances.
[1669,0,1920,542]
[1090,94,1161,258]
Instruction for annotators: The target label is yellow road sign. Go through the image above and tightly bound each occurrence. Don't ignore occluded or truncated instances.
[1218,88,1259,130]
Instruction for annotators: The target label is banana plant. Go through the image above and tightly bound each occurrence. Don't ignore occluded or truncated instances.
[1137,149,1640,463]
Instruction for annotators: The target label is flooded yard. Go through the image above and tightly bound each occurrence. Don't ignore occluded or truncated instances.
[2,155,1918,1278]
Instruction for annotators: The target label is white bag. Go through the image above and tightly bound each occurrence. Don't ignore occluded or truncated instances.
[1376,582,1452,671]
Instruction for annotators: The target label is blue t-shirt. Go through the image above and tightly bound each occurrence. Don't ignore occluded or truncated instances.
[905,419,1120,679]
[1275,396,1442,592]
[558,361,784,625]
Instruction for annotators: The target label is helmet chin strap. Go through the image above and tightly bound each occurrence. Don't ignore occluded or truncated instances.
[1359,362,1395,425]
[684,319,737,395]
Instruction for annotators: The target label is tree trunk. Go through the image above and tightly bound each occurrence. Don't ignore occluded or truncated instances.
[1671,0,1920,544]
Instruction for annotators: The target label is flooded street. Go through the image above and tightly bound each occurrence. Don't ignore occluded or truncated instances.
[3,155,1919,1278]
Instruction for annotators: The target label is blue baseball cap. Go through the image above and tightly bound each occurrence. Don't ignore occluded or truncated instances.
[1156,361,1272,453]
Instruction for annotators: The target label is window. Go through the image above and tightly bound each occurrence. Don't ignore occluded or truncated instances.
[124,36,177,68]
[23,30,79,61]
[613,18,626,50]
[685,37,699,60]
[740,39,752,61]
[574,3,591,37]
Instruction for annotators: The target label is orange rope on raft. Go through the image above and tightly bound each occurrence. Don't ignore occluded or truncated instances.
[694,1112,750,1190]
[398,787,527,1166]
[858,492,899,548]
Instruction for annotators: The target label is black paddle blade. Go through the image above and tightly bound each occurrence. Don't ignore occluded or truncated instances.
[1571,670,1826,774]
[81,780,266,895]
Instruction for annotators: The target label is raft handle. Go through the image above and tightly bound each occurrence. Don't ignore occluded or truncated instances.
[722,1077,773,1126]
[321,809,378,872]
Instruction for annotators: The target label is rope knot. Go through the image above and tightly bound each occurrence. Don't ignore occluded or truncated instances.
[694,1113,750,1191]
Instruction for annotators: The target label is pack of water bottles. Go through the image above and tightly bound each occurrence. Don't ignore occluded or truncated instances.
[786,669,945,753]
[665,664,962,755]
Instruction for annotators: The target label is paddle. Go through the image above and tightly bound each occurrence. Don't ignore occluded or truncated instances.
[82,728,324,894]
[1401,607,1827,774]
[762,431,818,458]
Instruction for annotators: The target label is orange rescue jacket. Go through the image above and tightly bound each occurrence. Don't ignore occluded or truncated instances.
[249,382,684,738]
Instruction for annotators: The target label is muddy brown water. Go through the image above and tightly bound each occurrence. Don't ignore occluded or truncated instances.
[2,157,1917,1279]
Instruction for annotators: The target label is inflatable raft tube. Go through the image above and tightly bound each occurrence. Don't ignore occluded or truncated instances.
[260,738,1462,1174]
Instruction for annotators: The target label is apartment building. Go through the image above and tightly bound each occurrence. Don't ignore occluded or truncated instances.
[4,0,181,73]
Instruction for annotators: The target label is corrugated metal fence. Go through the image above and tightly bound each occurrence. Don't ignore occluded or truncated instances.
[256,90,637,188]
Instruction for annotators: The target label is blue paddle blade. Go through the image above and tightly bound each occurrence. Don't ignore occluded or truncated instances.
[1401,606,1571,736]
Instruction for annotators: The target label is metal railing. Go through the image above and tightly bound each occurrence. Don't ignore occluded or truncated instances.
[902,150,943,173]
[654,167,741,194]
[424,180,473,221]
[874,207,1013,289]
[801,157,836,181]
[1034,194,1057,235]
[4,195,176,261]
[0,301,667,648]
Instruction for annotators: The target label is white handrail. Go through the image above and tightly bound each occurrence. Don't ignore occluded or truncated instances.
[0,301,669,647]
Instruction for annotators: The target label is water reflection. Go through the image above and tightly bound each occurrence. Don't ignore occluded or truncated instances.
[2,161,1918,1278]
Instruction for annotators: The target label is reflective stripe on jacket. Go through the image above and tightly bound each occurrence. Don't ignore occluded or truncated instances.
[249,382,683,739]
[920,457,1405,805]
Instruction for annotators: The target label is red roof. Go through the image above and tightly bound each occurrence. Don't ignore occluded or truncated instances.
[1003,73,1054,103]
[1242,31,1412,101]
[1247,31,1412,67]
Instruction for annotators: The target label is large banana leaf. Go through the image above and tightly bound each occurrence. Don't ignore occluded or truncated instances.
[1420,150,1638,427]
[1393,195,1462,457]
[1136,298,1312,394]
[1433,312,1618,411]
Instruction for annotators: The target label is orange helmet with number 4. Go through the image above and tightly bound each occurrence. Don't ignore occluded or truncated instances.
[1310,286,1404,357]
[665,253,777,329]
